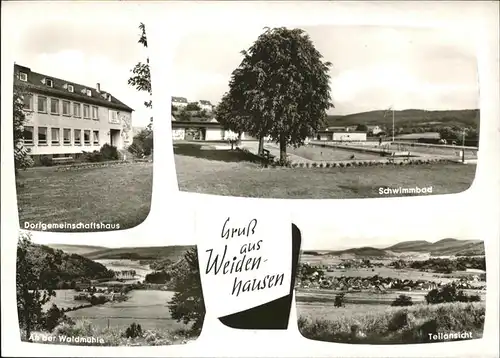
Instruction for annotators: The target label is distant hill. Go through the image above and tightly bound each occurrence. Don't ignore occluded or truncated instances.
[326,109,480,130]
[386,238,485,256]
[84,246,194,261]
[24,243,113,286]
[46,244,107,256]
[305,238,484,258]
[326,247,394,257]
[385,240,432,252]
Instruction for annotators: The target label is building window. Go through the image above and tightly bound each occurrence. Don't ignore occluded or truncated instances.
[74,129,81,145]
[19,72,28,82]
[84,130,91,145]
[86,89,92,97]
[37,96,47,113]
[23,126,34,145]
[51,128,60,145]
[46,78,53,87]
[50,98,59,114]
[67,84,74,92]
[62,100,71,116]
[63,128,71,145]
[38,127,48,145]
[83,104,90,119]
[92,106,99,120]
[109,110,119,124]
[73,103,81,118]
[93,130,99,146]
[23,94,33,111]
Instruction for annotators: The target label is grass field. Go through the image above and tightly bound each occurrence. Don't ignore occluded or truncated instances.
[174,143,476,198]
[298,301,485,344]
[44,290,84,310]
[16,162,152,231]
[65,290,187,331]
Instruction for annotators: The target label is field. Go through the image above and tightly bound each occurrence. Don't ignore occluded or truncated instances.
[296,288,486,308]
[65,290,187,331]
[95,259,154,281]
[174,143,476,198]
[16,162,152,231]
[44,290,84,310]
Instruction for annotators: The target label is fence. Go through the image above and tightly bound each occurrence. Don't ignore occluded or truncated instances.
[392,142,478,160]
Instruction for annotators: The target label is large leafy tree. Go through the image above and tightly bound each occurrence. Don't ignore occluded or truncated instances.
[128,22,153,156]
[168,247,206,335]
[222,27,333,161]
[16,232,60,340]
[215,92,251,143]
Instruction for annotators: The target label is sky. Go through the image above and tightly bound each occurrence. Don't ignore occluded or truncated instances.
[10,16,151,128]
[172,25,480,115]
[293,196,482,251]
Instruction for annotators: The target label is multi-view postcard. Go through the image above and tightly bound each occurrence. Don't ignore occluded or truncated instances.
[16,230,205,346]
[12,19,153,232]
[171,25,479,199]
[3,1,498,357]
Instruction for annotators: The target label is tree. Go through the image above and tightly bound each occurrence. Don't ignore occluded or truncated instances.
[128,128,153,158]
[144,270,171,284]
[43,304,65,332]
[17,232,60,340]
[223,27,333,162]
[128,23,151,112]
[355,124,368,132]
[13,84,34,171]
[425,283,479,304]
[391,294,413,307]
[168,248,206,335]
[334,293,346,308]
[186,102,201,111]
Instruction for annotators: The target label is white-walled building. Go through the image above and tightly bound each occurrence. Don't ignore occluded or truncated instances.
[14,64,133,162]
[171,116,255,141]
[172,96,188,108]
[197,100,213,112]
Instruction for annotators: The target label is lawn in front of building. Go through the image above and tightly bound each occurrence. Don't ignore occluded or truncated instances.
[173,143,476,199]
[16,162,153,232]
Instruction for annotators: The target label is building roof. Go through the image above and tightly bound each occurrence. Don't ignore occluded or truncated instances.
[198,100,212,106]
[171,120,223,128]
[318,130,367,134]
[13,64,133,112]
[172,96,188,103]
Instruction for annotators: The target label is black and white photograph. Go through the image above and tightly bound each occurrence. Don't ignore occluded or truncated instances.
[294,213,486,345]
[16,231,205,346]
[171,25,479,199]
[12,16,153,232]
